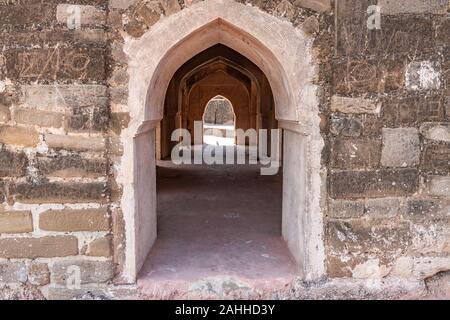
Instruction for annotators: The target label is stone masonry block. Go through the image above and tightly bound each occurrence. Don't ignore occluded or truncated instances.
[39,208,110,232]
[0,236,78,259]
[329,169,419,199]
[381,128,420,167]
[0,126,39,147]
[51,260,115,285]
[0,211,33,234]
[379,0,448,15]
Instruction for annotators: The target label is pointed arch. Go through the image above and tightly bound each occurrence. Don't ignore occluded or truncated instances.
[126,0,317,130]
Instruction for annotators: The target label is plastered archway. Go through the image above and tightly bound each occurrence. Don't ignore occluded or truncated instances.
[120,0,324,283]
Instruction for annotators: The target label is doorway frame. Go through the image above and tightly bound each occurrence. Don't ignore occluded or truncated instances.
[118,0,325,283]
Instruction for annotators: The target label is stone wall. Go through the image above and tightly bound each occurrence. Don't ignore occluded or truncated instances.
[327,0,449,283]
[0,0,115,299]
[0,0,448,299]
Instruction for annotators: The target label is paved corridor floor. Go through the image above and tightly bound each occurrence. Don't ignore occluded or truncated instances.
[138,159,299,298]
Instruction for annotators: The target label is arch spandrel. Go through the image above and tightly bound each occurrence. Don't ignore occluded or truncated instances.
[126,0,316,131]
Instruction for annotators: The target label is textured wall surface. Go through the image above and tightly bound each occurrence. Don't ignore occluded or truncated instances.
[0,0,448,299]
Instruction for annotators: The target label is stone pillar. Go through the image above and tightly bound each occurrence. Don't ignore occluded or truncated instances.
[133,121,158,274]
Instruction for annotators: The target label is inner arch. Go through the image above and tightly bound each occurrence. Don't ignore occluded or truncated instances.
[203,95,236,146]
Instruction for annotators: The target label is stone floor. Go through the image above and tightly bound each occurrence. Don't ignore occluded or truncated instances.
[137,158,300,299]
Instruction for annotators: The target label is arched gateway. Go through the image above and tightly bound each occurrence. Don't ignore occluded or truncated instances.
[119,0,325,282]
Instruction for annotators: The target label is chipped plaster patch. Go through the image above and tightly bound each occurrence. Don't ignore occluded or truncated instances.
[406,61,441,91]
[352,258,390,280]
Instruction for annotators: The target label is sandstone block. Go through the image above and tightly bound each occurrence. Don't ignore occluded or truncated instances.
[334,59,405,94]
[300,16,320,35]
[5,48,105,82]
[328,200,364,219]
[393,256,450,280]
[82,235,113,257]
[405,198,449,221]
[437,17,450,47]
[329,169,419,199]
[295,0,331,12]
[420,123,450,142]
[379,0,448,15]
[20,85,108,110]
[110,87,128,105]
[0,236,78,259]
[45,134,104,152]
[382,95,444,126]
[0,181,6,203]
[109,68,129,86]
[337,3,435,57]
[0,3,54,26]
[331,138,381,169]
[425,176,450,197]
[40,209,110,232]
[160,0,181,15]
[108,135,124,156]
[0,149,28,177]
[110,112,130,135]
[36,155,106,178]
[381,128,420,167]
[27,263,50,286]
[111,41,127,64]
[0,126,39,147]
[0,105,10,123]
[331,96,381,114]
[13,109,63,128]
[330,114,381,137]
[136,2,162,28]
[326,219,410,276]
[0,29,107,48]
[56,4,106,26]
[109,0,139,10]
[0,211,33,234]
[422,144,450,172]
[365,198,401,218]
[0,262,27,283]
[51,260,115,285]
[14,182,107,204]
[65,106,109,133]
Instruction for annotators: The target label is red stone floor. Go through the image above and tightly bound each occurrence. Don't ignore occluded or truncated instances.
[137,159,299,298]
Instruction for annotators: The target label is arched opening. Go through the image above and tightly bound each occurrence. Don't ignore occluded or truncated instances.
[139,45,295,292]
[121,0,325,288]
[203,96,236,146]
